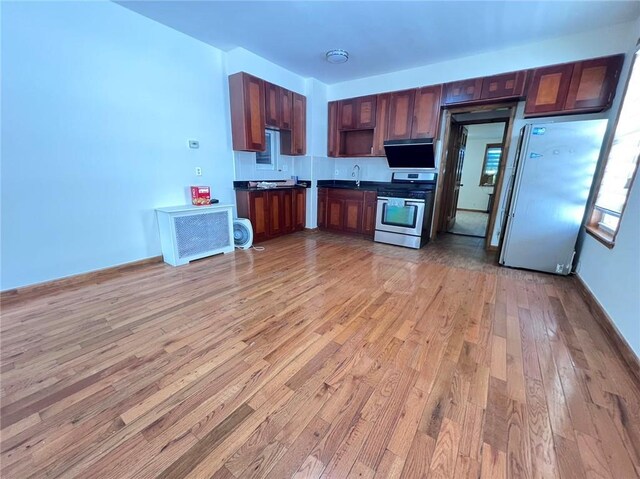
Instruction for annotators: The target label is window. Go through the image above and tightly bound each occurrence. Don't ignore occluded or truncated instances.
[256,129,279,170]
[480,144,502,186]
[586,47,640,247]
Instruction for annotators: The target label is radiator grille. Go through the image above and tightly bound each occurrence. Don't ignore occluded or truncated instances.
[174,211,230,259]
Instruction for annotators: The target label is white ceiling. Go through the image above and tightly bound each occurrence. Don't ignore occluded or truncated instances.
[117,0,640,84]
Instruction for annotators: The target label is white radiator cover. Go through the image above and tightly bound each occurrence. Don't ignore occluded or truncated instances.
[155,204,234,266]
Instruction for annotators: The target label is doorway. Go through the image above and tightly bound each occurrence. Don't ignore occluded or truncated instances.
[434,104,517,249]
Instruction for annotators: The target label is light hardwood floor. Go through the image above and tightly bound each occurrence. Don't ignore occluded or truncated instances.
[1,231,639,478]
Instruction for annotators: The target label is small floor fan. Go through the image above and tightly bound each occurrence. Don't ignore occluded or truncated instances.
[233,218,253,249]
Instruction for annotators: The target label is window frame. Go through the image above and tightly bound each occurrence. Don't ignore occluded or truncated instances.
[585,46,640,249]
[479,143,502,187]
[256,129,279,170]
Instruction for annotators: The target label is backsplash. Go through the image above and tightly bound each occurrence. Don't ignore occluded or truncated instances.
[234,151,296,180]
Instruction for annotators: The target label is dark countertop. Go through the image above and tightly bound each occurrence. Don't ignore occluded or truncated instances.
[317,180,392,191]
[234,180,311,191]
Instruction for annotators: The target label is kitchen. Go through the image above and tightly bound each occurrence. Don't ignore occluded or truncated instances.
[228,52,627,276]
[3,2,639,478]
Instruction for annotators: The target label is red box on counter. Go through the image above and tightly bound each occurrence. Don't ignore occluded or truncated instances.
[190,186,211,206]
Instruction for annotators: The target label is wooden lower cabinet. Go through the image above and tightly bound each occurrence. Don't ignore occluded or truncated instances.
[236,188,306,243]
[318,188,377,238]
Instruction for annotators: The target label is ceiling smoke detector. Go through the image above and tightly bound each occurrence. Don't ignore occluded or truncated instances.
[326,49,349,64]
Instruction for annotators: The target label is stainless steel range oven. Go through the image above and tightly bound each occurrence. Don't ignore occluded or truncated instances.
[374,172,437,249]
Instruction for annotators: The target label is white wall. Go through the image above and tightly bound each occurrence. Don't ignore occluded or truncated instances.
[458,123,505,211]
[1,1,236,290]
[578,179,640,356]
[577,19,640,356]
[328,21,636,100]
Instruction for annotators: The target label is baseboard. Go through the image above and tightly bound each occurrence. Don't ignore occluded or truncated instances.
[1,256,163,303]
[457,208,488,213]
[574,274,640,390]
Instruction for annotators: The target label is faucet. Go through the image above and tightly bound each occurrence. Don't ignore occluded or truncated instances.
[352,164,361,188]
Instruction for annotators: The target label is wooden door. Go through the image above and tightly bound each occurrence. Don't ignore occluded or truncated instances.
[292,93,306,155]
[443,78,483,104]
[267,190,285,237]
[338,99,357,130]
[317,188,328,228]
[326,198,345,231]
[328,102,340,157]
[343,199,363,234]
[440,122,468,232]
[282,189,294,234]
[242,190,269,242]
[264,82,280,128]
[229,72,265,152]
[356,95,377,129]
[565,54,624,112]
[372,93,390,156]
[293,188,306,231]
[411,85,442,139]
[386,89,415,140]
[480,70,527,100]
[279,87,293,129]
[524,63,574,116]
[361,191,377,237]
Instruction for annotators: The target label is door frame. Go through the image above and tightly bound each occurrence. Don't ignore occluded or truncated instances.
[431,102,518,250]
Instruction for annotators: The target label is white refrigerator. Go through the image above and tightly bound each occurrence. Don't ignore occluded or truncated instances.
[499,119,608,275]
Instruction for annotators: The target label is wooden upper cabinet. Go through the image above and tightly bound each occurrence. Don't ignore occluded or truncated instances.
[387,89,416,140]
[292,92,306,155]
[327,101,340,157]
[412,85,442,139]
[280,87,293,130]
[443,78,483,104]
[328,101,339,157]
[480,70,527,100]
[264,82,280,128]
[337,95,377,130]
[565,54,624,112]
[372,93,390,156]
[355,95,377,129]
[229,72,266,152]
[524,63,575,116]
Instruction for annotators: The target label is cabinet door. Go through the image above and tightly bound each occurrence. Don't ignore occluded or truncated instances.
[356,95,377,129]
[317,188,328,228]
[264,82,280,128]
[524,63,574,116]
[229,72,265,152]
[480,70,527,100]
[338,99,357,130]
[267,190,285,237]
[249,191,270,243]
[280,87,293,129]
[343,199,364,234]
[293,189,306,231]
[326,198,345,231]
[328,102,340,157]
[412,85,442,139]
[292,93,306,155]
[443,78,483,104]
[372,93,390,156]
[361,191,377,238]
[387,89,415,140]
[282,189,294,234]
[565,54,624,112]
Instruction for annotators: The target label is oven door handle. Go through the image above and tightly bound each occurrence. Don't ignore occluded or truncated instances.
[377,197,426,204]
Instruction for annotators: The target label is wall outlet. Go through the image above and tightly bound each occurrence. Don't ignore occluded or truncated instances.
[282,163,288,172]
[189,140,200,149]
[195,167,202,176]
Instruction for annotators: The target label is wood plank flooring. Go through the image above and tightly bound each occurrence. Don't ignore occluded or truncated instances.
[1,231,639,478]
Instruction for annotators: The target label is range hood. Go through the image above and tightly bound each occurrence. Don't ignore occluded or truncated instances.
[384,139,435,169]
